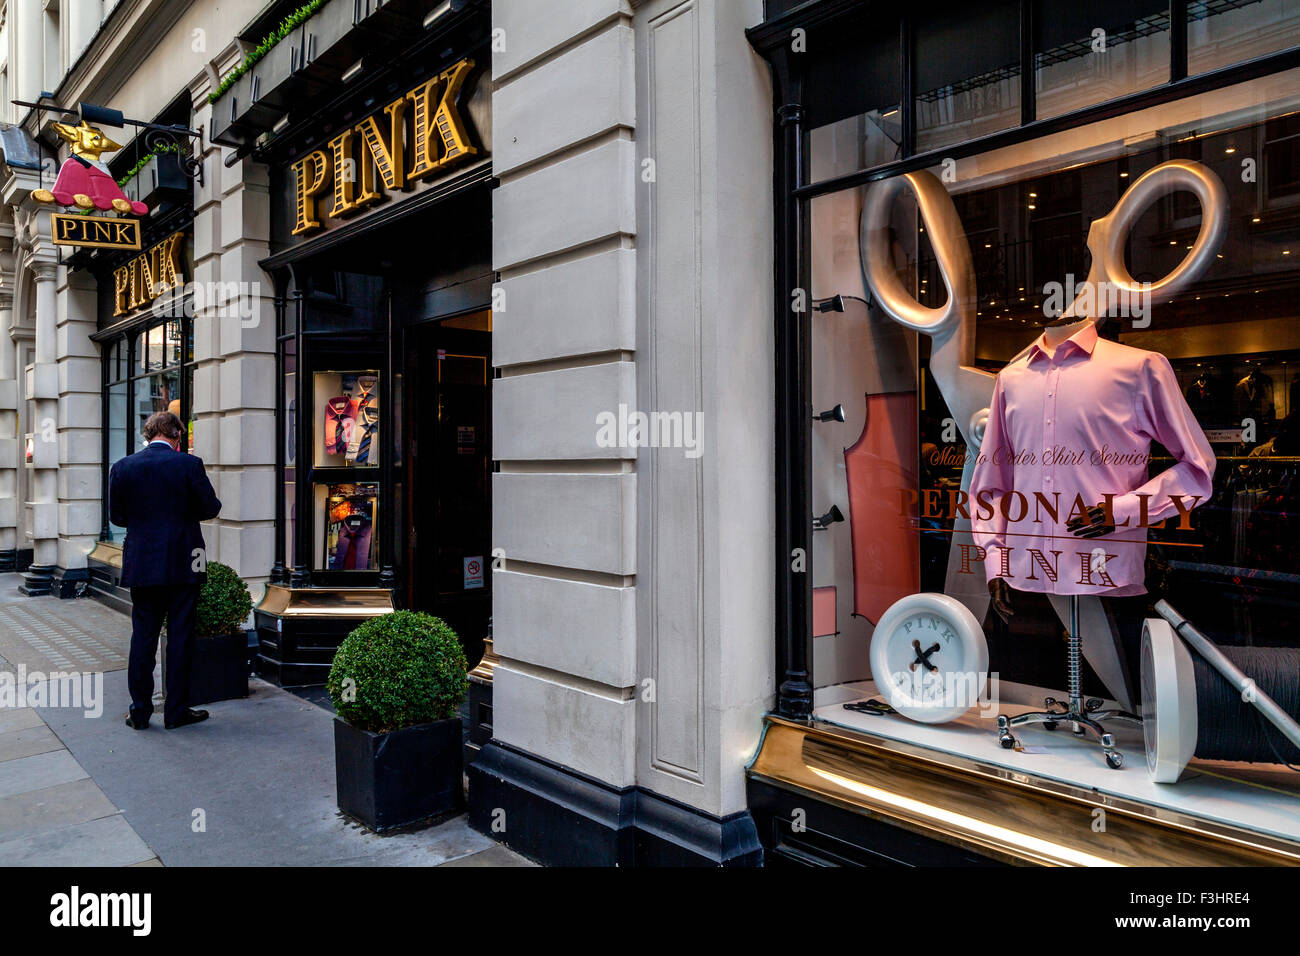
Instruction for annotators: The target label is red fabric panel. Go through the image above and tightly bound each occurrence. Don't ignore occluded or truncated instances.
[844,391,919,624]
[813,586,837,637]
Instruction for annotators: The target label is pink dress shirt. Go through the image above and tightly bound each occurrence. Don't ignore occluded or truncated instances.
[970,322,1215,596]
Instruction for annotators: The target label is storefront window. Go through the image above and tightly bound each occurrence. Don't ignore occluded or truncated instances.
[1034,0,1170,122]
[1188,0,1300,75]
[105,360,129,543]
[283,338,297,568]
[101,309,196,542]
[914,1,1022,153]
[808,68,1300,839]
[806,12,902,183]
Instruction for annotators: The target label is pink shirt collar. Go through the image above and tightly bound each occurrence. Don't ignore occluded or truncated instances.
[1026,320,1099,364]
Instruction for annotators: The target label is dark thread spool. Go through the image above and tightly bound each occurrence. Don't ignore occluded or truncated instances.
[1192,646,1300,767]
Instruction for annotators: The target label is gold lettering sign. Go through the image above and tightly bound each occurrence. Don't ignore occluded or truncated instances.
[112,231,185,316]
[290,57,480,236]
[51,213,141,251]
[290,149,332,236]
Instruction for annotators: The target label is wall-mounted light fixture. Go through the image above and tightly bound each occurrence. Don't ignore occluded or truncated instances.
[813,505,844,531]
[814,404,846,423]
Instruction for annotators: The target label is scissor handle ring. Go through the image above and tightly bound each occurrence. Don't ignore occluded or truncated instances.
[861,171,976,336]
[1092,159,1229,301]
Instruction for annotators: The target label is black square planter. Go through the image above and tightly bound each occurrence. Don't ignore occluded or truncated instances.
[334,716,463,832]
[187,632,250,707]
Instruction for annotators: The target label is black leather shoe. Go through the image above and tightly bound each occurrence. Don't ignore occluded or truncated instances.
[125,711,149,730]
[164,709,209,730]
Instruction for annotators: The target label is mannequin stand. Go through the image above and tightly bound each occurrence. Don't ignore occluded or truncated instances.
[996,594,1142,769]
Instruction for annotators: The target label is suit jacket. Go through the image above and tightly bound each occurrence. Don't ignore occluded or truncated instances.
[107,442,222,587]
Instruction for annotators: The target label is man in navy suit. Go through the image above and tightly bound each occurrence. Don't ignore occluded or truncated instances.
[108,411,222,730]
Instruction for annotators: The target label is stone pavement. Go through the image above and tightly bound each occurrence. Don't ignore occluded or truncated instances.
[0,574,531,867]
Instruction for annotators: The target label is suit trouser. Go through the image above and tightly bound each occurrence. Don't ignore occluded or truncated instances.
[128,583,200,725]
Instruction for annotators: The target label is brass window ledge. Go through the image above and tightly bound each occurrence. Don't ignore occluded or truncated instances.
[255,584,395,619]
[87,541,123,569]
[747,716,1300,867]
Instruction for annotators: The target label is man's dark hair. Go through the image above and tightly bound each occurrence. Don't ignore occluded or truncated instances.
[143,411,185,442]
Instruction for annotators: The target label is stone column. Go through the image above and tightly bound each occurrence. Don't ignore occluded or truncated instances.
[629,0,773,843]
[51,266,101,596]
[469,0,641,864]
[20,258,59,594]
[10,0,46,107]
[0,289,18,570]
[469,0,775,867]
[65,0,103,67]
[190,78,276,600]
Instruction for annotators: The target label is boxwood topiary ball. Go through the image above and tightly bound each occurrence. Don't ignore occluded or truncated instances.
[326,611,468,733]
[195,561,253,639]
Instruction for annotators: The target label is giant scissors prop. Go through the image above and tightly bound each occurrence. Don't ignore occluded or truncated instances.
[859,160,1228,708]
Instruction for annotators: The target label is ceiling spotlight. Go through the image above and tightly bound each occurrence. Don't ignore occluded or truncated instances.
[813,505,845,531]
[814,404,846,423]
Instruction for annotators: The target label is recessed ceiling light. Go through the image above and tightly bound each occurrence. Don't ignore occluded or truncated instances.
[1225,147,1236,154]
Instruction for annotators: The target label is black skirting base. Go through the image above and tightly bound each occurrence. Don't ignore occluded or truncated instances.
[467,740,762,867]
[51,566,90,599]
[254,610,365,688]
[463,677,493,770]
[0,549,15,573]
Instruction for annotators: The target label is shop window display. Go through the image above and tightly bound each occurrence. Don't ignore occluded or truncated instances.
[318,483,379,572]
[807,69,1300,839]
[314,371,380,468]
[308,370,382,573]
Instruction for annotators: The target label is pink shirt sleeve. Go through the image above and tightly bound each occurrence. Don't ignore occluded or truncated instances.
[970,374,1013,582]
[1111,353,1217,528]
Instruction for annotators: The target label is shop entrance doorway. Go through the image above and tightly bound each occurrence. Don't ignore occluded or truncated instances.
[405,314,491,666]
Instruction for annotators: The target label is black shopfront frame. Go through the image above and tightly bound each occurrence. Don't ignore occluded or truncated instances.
[747,0,1300,721]
[249,3,495,685]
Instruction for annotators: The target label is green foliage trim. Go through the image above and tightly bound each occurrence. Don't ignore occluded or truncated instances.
[326,611,469,733]
[195,562,254,639]
[207,0,327,105]
[116,142,187,188]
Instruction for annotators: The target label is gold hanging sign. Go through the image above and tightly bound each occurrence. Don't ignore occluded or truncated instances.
[51,213,142,251]
[290,57,480,236]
